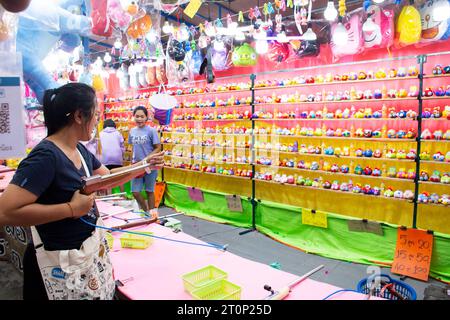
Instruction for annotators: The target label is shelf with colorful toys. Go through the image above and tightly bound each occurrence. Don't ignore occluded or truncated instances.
[254,163,416,184]
[254,177,414,203]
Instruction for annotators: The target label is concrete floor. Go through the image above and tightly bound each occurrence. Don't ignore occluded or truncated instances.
[0,205,445,300]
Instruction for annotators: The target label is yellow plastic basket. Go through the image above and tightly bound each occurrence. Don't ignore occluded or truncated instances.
[191,280,241,300]
[182,265,228,293]
[105,232,114,250]
[119,231,153,249]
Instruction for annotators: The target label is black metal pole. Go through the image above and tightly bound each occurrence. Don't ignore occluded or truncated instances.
[240,73,257,235]
[413,54,427,229]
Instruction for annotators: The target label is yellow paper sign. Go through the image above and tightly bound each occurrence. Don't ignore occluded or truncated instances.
[302,209,328,228]
[184,0,203,19]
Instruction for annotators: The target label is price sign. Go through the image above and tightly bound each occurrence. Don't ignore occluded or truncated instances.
[391,228,433,281]
[187,187,204,202]
[184,0,203,19]
[302,209,328,228]
[154,182,166,208]
[348,220,383,236]
[226,195,243,212]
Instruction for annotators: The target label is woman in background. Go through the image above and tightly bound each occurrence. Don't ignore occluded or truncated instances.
[99,119,125,193]
[129,106,161,213]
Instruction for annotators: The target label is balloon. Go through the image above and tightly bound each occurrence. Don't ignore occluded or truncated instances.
[211,44,230,71]
[363,5,394,49]
[396,4,421,46]
[167,38,186,62]
[331,12,364,60]
[127,14,152,39]
[232,43,257,67]
[419,0,450,42]
[292,39,320,58]
[267,41,290,63]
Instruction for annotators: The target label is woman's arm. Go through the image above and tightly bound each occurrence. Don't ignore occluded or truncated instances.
[0,184,95,227]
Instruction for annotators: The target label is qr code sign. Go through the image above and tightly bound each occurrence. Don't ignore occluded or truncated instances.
[0,103,11,134]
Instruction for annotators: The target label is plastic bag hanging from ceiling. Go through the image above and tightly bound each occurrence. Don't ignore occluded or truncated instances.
[146,0,190,14]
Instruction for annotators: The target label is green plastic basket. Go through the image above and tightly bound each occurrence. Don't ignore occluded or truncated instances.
[120,231,153,249]
[191,280,241,300]
[182,265,228,293]
[105,232,114,250]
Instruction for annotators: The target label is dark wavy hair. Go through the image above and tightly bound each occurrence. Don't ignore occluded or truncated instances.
[43,83,96,135]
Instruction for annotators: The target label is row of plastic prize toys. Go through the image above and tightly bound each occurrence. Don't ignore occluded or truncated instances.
[167,82,252,96]
[103,92,153,103]
[161,125,251,134]
[257,154,449,183]
[166,160,254,178]
[177,97,253,108]
[254,172,449,204]
[163,137,251,148]
[253,105,450,120]
[254,66,421,88]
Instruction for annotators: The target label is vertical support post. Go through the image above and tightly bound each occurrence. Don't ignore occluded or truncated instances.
[251,74,256,230]
[240,74,257,235]
[413,54,427,229]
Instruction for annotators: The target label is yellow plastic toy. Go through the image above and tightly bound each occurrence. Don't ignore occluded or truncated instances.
[396,5,421,46]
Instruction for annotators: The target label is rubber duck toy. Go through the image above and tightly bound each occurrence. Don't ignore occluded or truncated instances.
[363,166,373,175]
[374,149,382,158]
[387,167,397,178]
[423,87,434,97]
[433,152,445,162]
[433,65,444,75]
[375,69,387,79]
[372,168,382,176]
[358,71,367,80]
[340,183,349,191]
[384,187,394,197]
[354,164,363,175]
[421,128,432,140]
[374,89,382,99]
[418,192,429,203]
[419,171,429,181]
[435,87,446,97]
[408,66,418,77]
[394,190,404,199]
[341,165,350,173]
[420,151,431,160]
[397,67,407,77]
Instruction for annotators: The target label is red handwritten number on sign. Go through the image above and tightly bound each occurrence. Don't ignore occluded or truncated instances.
[418,240,430,250]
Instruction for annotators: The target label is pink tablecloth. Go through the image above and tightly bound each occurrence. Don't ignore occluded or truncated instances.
[103,209,372,300]
[0,170,15,191]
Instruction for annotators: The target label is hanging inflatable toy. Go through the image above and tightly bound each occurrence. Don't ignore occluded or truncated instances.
[363,4,394,49]
[267,41,290,63]
[232,43,257,67]
[191,41,203,75]
[211,39,231,71]
[419,0,450,42]
[127,14,152,39]
[396,1,421,47]
[331,8,364,61]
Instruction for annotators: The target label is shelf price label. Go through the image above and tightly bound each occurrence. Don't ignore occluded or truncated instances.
[302,209,328,228]
[391,228,433,281]
[187,187,204,202]
[226,195,243,212]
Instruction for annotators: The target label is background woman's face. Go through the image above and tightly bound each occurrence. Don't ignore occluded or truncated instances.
[134,110,148,127]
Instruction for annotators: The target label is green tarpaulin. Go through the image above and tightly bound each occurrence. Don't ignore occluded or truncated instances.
[164,182,450,283]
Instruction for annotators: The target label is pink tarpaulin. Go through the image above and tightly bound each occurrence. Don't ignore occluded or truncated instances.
[0,170,15,191]
[103,208,375,300]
